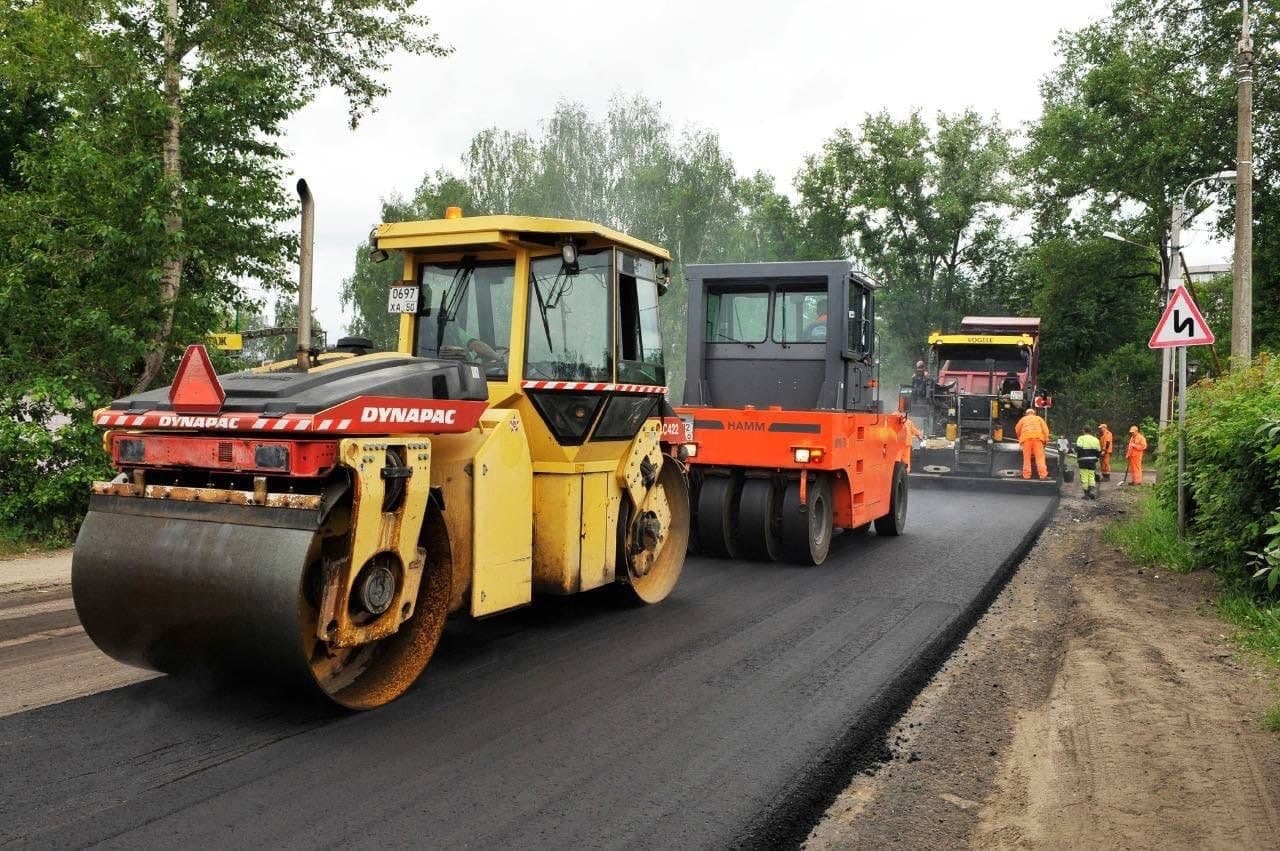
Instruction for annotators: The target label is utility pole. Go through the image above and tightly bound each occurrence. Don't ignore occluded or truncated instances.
[1160,208,1182,435]
[1233,0,1254,369]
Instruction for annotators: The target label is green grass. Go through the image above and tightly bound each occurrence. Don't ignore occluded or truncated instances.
[1103,490,1195,573]
[1265,702,1280,733]
[1218,592,1280,733]
[1216,590,1280,670]
[0,531,66,558]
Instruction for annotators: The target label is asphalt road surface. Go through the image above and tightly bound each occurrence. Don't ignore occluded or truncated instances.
[0,488,1055,848]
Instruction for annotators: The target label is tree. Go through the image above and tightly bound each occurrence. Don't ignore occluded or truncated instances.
[0,0,449,394]
[796,109,1019,378]
[340,172,478,351]
[1024,0,1280,350]
[340,96,802,397]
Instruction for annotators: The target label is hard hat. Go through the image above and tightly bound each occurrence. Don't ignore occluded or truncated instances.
[916,360,925,369]
[1099,423,1108,429]
[1129,425,1139,433]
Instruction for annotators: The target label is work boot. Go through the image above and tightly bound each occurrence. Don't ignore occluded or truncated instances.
[1101,473,1111,481]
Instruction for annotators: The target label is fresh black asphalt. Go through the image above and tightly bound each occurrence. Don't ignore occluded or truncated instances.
[0,488,1056,848]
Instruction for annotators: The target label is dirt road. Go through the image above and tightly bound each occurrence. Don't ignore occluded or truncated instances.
[807,484,1280,849]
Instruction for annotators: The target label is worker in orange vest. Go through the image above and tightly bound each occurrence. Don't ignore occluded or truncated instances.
[1126,425,1148,485]
[1015,407,1050,480]
[1098,423,1114,481]
[903,417,924,445]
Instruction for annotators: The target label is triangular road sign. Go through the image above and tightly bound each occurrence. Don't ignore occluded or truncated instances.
[1149,287,1215,349]
[169,344,226,413]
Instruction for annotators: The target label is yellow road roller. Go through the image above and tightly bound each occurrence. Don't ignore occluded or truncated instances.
[72,210,691,709]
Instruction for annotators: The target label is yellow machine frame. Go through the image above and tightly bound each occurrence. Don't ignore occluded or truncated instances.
[375,215,681,617]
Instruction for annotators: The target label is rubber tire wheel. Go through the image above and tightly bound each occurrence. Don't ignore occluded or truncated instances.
[874,462,908,537]
[737,479,781,562]
[695,475,741,559]
[780,475,833,566]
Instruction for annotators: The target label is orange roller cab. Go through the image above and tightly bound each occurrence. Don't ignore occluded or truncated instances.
[676,261,910,565]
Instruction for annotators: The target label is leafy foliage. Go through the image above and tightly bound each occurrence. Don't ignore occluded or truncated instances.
[0,380,112,542]
[1158,355,1280,592]
[0,0,447,540]
[340,96,801,396]
[796,109,1021,380]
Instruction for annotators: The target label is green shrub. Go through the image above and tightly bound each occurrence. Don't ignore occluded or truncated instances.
[1158,353,1280,592]
[0,379,112,544]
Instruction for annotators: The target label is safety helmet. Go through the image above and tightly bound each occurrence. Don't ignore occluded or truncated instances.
[1099,423,1108,429]
[915,360,925,369]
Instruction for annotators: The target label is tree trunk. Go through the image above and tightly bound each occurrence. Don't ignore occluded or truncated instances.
[133,0,184,393]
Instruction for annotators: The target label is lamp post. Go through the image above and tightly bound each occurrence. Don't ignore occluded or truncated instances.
[1103,231,1169,430]
[1172,170,1237,536]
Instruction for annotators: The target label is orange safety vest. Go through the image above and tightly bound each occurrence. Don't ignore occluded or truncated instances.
[1015,413,1048,443]
[1099,427,1113,453]
[1128,431,1148,454]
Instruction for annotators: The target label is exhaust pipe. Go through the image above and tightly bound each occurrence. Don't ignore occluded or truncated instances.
[297,179,314,372]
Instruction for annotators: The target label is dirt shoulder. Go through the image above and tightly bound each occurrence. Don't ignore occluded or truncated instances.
[806,484,1280,849]
[0,548,72,593]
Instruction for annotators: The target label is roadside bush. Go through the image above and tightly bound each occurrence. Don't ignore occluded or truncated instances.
[0,379,111,544]
[1158,353,1280,592]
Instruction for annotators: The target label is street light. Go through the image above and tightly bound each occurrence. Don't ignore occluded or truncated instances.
[1172,169,1237,538]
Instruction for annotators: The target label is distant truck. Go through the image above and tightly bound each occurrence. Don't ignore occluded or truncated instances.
[904,316,1067,489]
[676,261,911,565]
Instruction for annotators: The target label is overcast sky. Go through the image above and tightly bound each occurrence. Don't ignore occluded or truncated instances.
[274,0,1209,340]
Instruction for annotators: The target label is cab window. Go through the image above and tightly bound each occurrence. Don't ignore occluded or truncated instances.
[706,289,768,344]
[415,259,514,378]
[526,248,612,381]
[773,288,828,343]
[617,251,664,386]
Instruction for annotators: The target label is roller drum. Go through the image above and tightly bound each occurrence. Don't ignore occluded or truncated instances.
[72,495,450,709]
[73,502,322,691]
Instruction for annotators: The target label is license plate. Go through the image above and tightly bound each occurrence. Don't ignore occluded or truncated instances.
[387,285,419,314]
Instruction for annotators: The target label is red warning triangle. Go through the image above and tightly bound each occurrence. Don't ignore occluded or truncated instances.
[169,344,226,413]
[1149,287,1215,349]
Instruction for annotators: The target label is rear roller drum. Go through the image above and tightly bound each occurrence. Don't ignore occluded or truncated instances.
[736,478,781,562]
[72,497,452,710]
[780,475,833,565]
[695,475,742,559]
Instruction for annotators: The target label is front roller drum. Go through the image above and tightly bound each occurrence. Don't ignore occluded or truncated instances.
[624,460,691,604]
[72,500,451,710]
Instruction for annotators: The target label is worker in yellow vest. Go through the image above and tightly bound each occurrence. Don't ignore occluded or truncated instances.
[1076,424,1102,499]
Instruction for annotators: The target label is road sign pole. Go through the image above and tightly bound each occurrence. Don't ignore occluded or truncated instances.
[1177,344,1188,537]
